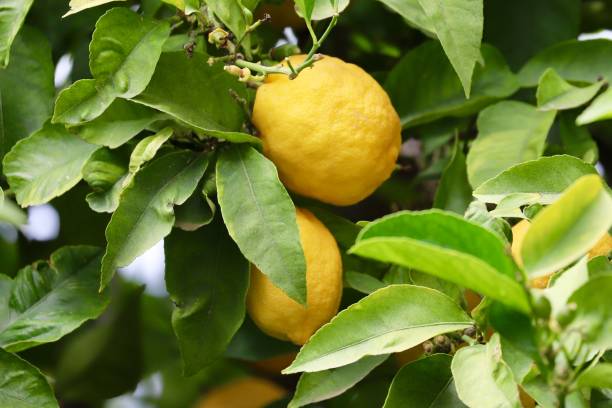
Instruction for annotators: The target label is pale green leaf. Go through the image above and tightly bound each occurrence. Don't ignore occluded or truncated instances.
[3,122,99,207]
[451,334,521,408]
[52,79,117,126]
[100,151,209,289]
[0,246,109,352]
[216,145,306,304]
[350,210,529,313]
[309,0,349,20]
[64,0,127,17]
[165,218,249,376]
[466,101,556,188]
[521,175,612,278]
[417,0,483,98]
[463,201,511,244]
[489,193,539,219]
[576,363,612,389]
[542,257,588,316]
[344,271,386,295]
[284,285,473,374]
[0,0,35,67]
[0,198,27,226]
[289,355,388,408]
[536,68,604,111]
[384,354,465,408]
[576,88,612,125]
[375,0,435,36]
[0,348,58,408]
[473,155,598,204]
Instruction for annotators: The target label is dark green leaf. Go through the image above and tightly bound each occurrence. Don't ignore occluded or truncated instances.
[384,354,465,408]
[489,302,538,359]
[216,145,306,304]
[165,218,250,376]
[3,122,99,207]
[433,139,471,214]
[0,348,58,408]
[0,0,35,67]
[536,68,604,111]
[225,317,298,362]
[557,112,598,163]
[284,285,473,373]
[100,150,209,289]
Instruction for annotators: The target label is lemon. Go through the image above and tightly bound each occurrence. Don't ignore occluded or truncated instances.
[253,55,401,206]
[247,208,343,345]
[194,377,285,408]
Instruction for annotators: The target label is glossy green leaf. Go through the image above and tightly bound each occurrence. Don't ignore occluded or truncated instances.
[64,0,127,17]
[0,27,54,163]
[350,210,529,312]
[0,246,109,352]
[76,99,165,148]
[451,334,520,408]
[0,348,58,408]
[576,363,612,389]
[133,52,255,143]
[83,146,130,213]
[53,8,170,125]
[466,101,556,188]
[576,88,612,125]
[518,39,612,87]
[284,285,473,374]
[100,151,209,289]
[375,0,435,36]
[565,275,612,351]
[521,175,612,278]
[433,139,471,214]
[165,219,249,376]
[536,68,604,111]
[384,354,465,408]
[174,175,216,231]
[0,0,35,67]
[417,0,483,98]
[3,122,99,207]
[216,145,306,304]
[385,42,518,128]
[542,256,588,316]
[473,155,598,204]
[289,355,388,408]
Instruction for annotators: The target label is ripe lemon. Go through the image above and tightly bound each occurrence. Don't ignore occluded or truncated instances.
[247,208,343,345]
[511,220,611,288]
[194,377,285,408]
[252,55,401,206]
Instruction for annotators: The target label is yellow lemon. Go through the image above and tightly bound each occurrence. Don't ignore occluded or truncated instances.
[247,208,343,345]
[253,55,401,206]
[194,377,286,408]
[588,233,612,258]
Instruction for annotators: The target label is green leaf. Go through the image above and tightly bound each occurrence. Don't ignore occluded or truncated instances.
[3,122,99,207]
[350,210,529,313]
[451,334,521,408]
[100,150,209,289]
[565,275,612,351]
[133,52,255,144]
[165,218,249,376]
[0,27,54,163]
[174,176,216,231]
[83,147,130,213]
[0,246,109,352]
[216,145,306,304]
[473,155,598,204]
[0,348,59,408]
[344,271,385,295]
[76,99,165,148]
[464,201,511,244]
[64,0,127,17]
[384,354,465,408]
[385,42,518,128]
[375,0,435,36]
[0,197,27,226]
[542,256,588,316]
[289,355,388,408]
[417,0,483,98]
[309,0,350,20]
[557,112,598,164]
[205,0,251,39]
[0,0,35,67]
[576,88,612,125]
[466,101,556,188]
[521,175,612,278]
[576,363,612,389]
[536,68,604,111]
[433,139,472,214]
[226,317,298,361]
[53,8,170,125]
[294,0,315,22]
[283,285,473,374]
[518,39,612,87]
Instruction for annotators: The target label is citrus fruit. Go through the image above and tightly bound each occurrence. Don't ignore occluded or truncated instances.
[247,208,343,345]
[194,377,286,408]
[252,55,401,206]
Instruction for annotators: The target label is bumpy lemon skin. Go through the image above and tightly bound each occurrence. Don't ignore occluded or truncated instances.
[252,55,401,206]
[247,208,343,345]
[194,377,286,408]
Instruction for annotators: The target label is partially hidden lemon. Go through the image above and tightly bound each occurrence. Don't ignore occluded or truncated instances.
[511,219,612,289]
[194,377,286,408]
[252,55,401,206]
[247,208,343,345]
